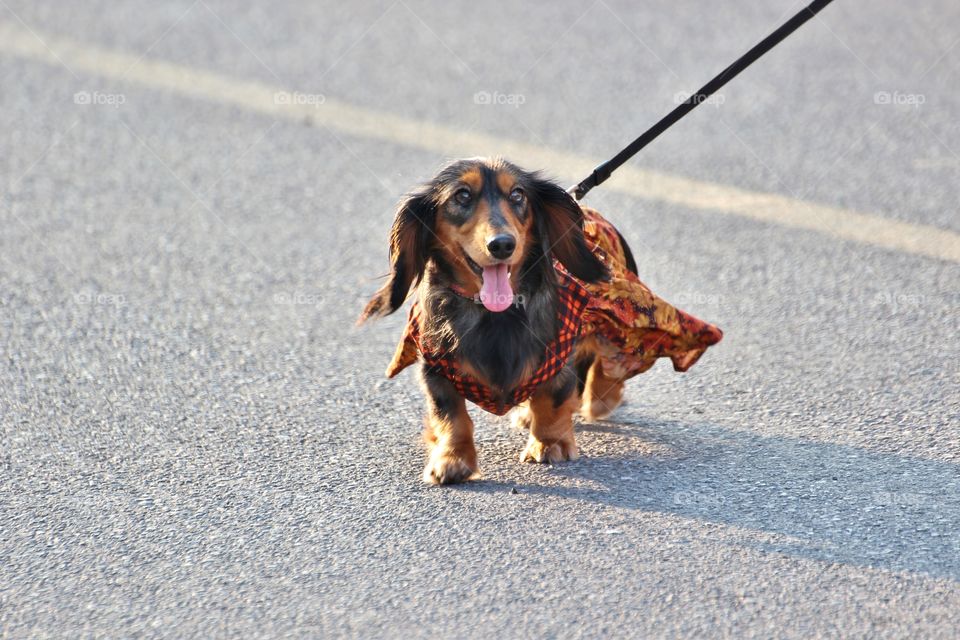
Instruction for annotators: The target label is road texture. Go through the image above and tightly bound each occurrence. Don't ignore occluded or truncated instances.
[1,1,959,637]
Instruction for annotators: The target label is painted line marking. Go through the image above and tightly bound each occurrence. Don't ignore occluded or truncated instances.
[1,22,958,264]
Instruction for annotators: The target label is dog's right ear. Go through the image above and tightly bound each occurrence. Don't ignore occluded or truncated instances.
[358,187,436,323]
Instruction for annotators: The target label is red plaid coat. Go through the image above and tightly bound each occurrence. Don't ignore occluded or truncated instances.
[385,208,723,415]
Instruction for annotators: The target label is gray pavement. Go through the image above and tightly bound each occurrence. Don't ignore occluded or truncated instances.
[1,1,959,638]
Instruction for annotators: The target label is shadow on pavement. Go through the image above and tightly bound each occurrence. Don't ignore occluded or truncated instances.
[462,416,960,581]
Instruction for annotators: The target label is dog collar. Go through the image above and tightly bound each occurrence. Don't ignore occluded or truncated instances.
[447,283,475,300]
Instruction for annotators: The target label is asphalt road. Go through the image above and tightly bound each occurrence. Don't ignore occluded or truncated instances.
[1,1,959,638]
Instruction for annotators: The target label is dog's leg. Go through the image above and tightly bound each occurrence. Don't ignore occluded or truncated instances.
[580,359,626,422]
[510,401,533,431]
[519,366,580,464]
[421,367,478,484]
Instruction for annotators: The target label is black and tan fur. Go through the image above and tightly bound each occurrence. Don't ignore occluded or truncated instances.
[360,158,634,484]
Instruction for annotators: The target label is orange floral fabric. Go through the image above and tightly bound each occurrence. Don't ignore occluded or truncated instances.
[576,207,723,379]
[385,207,722,413]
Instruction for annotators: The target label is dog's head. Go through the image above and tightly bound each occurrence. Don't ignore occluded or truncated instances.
[359,157,607,321]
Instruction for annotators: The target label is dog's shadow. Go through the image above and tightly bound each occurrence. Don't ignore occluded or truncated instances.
[463,414,960,581]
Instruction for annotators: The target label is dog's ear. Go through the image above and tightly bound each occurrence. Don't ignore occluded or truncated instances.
[529,176,608,283]
[358,188,435,323]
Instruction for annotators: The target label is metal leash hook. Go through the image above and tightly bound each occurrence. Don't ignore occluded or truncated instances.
[569,0,836,201]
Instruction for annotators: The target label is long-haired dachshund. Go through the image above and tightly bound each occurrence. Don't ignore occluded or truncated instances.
[359,157,722,484]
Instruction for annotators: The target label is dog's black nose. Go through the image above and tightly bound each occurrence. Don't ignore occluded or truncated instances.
[486,234,516,260]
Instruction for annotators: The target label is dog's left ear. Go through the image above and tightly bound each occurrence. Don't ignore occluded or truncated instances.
[358,188,435,323]
[529,177,608,283]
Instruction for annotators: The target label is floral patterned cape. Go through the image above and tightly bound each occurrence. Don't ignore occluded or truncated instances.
[575,207,722,379]
[385,207,722,406]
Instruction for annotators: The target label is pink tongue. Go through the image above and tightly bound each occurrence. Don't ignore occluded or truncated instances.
[479,264,513,312]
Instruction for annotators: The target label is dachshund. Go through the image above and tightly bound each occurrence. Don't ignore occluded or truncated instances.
[359,157,722,484]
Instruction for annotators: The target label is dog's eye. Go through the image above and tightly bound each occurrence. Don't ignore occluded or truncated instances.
[509,188,524,204]
[454,189,472,206]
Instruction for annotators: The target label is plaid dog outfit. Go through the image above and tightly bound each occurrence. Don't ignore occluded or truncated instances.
[386,208,723,415]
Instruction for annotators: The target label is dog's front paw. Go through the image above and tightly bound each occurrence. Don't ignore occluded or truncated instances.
[423,450,478,485]
[519,433,579,464]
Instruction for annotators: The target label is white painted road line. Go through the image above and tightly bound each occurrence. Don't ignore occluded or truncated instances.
[2,22,958,264]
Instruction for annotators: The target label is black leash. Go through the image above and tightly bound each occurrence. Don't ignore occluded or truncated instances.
[571,0,836,200]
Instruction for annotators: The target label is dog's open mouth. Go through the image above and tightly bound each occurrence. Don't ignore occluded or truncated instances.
[463,252,514,313]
